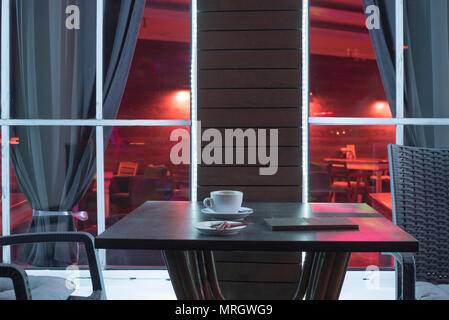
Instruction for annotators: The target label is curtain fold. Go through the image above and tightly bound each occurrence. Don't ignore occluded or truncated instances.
[402,0,449,147]
[362,0,396,116]
[364,0,449,147]
[11,0,145,267]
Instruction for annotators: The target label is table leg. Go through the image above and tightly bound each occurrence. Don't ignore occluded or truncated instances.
[376,170,382,193]
[202,251,225,300]
[104,180,111,218]
[162,250,200,300]
[295,252,351,300]
[162,250,225,300]
[165,250,349,300]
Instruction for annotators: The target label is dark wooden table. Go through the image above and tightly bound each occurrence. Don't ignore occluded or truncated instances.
[96,201,418,300]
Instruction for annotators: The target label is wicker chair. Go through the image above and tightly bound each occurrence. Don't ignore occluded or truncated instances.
[0,232,105,300]
[388,144,449,300]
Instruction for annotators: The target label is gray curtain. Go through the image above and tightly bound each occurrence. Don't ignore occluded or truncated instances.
[363,0,449,147]
[403,0,449,147]
[363,0,396,116]
[11,0,145,267]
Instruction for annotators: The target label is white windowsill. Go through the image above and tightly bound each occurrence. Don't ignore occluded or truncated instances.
[25,269,395,300]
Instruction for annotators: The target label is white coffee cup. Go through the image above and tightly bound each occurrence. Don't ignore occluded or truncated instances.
[203,190,243,213]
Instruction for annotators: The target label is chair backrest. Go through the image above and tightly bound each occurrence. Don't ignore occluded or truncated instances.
[310,172,331,202]
[169,165,190,188]
[327,162,349,182]
[388,144,449,284]
[110,176,131,194]
[346,144,357,159]
[117,162,138,176]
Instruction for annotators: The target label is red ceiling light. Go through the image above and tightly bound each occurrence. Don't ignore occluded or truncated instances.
[174,90,190,104]
[312,111,334,116]
[371,101,392,117]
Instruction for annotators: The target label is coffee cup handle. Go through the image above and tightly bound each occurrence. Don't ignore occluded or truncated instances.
[203,198,214,210]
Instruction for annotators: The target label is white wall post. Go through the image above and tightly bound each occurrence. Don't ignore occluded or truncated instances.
[396,0,405,145]
[1,0,11,263]
[96,0,106,268]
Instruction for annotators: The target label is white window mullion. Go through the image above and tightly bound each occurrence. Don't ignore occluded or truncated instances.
[396,0,404,145]
[96,0,106,269]
[309,118,449,126]
[1,0,11,263]
[0,119,191,126]
[1,126,10,263]
[302,0,310,203]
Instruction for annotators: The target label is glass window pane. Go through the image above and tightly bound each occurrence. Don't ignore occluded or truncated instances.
[10,126,96,280]
[104,126,190,267]
[310,125,395,269]
[110,0,191,120]
[405,126,449,148]
[11,1,96,119]
[309,0,391,118]
[403,0,448,119]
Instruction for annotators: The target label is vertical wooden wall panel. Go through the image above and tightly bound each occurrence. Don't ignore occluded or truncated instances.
[197,0,303,300]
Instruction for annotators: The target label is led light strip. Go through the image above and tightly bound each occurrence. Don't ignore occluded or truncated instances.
[190,0,198,203]
[302,0,310,204]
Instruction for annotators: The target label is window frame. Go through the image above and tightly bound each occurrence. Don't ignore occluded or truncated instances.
[4,0,444,265]
[0,0,194,265]
[303,0,449,203]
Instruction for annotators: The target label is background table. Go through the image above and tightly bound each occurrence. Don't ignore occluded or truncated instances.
[324,158,389,193]
[96,201,418,300]
[369,193,392,220]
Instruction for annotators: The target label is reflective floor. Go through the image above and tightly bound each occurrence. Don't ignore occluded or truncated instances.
[25,269,396,300]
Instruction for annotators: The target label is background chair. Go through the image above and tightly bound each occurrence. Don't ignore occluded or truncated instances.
[144,164,167,179]
[169,165,190,189]
[345,144,357,159]
[389,144,449,300]
[327,162,369,203]
[109,176,133,214]
[310,172,331,202]
[370,168,390,192]
[117,162,138,176]
[0,232,104,300]
[328,162,352,202]
[371,143,391,192]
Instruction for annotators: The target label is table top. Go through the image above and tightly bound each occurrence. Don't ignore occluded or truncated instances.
[95,201,418,253]
[324,158,389,164]
[324,158,389,172]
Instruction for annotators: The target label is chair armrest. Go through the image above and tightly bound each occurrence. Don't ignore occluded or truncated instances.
[384,252,416,300]
[0,264,32,300]
[0,232,105,299]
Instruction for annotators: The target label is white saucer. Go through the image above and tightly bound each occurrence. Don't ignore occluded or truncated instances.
[201,207,254,220]
[195,221,248,236]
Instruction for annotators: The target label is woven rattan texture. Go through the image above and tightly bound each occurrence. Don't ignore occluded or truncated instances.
[389,145,449,284]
